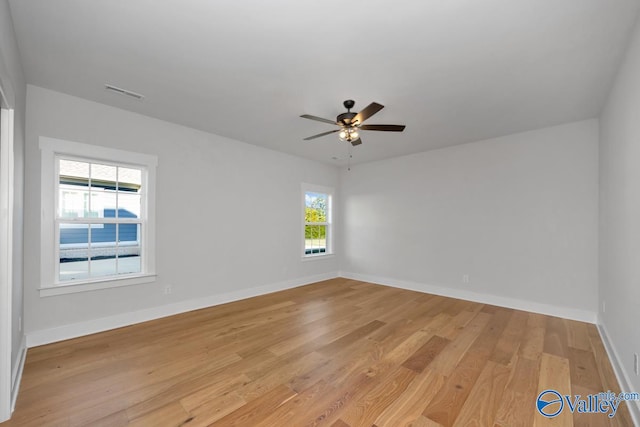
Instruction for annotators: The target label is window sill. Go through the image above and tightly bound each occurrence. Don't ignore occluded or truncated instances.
[302,254,335,262]
[39,273,157,297]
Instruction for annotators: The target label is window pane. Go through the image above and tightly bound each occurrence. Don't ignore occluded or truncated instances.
[118,222,139,245]
[305,225,326,255]
[59,186,90,218]
[60,222,89,245]
[305,192,327,222]
[90,163,117,184]
[118,252,141,275]
[89,188,117,218]
[59,159,90,180]
[88,164,117,218]
[118,224,141,275]
[59,222,89,282]
[118,193,141,218]
[59,160,90,218]
[90,255,117,278]
[88,223,117,278]
[118,167,142,190]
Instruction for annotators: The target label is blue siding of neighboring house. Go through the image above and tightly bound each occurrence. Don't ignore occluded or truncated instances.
[60,208,138,244]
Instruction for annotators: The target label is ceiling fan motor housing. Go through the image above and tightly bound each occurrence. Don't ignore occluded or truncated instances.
[337,112,357,126]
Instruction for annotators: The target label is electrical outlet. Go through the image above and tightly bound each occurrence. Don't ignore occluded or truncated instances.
[634,353,638,376]
[463,274,470,284]
[164,285,172,295]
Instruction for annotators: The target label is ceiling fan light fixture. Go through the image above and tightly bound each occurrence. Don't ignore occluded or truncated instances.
[339,127,359,142]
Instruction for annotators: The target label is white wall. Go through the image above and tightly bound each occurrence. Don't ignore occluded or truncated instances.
[0,0,26,407]
[340,120,599,320]
[600,13,640,400]
[23,85,339,340]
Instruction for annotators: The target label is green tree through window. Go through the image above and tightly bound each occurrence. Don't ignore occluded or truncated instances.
[304,191,330,255]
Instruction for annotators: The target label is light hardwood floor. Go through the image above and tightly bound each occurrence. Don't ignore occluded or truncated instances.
[3,278,635,426]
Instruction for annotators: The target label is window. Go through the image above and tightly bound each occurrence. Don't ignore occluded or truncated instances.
[40,137,157,296]
[57,159,144,282]
[303,184,333,257]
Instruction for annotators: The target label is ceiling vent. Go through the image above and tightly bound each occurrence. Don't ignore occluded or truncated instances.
[104,84,144,101]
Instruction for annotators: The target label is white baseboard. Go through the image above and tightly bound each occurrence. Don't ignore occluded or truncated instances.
[26,272,338,347]
[10,335,26,413]
[339,271,597,323]
[597,320,640,425]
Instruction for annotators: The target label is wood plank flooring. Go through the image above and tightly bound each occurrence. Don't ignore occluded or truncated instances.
[3,278,635,426]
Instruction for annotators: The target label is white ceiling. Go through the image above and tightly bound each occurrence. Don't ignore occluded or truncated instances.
[8,0,640,165]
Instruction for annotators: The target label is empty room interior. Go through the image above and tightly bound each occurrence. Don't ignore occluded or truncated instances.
[2,1,640,426]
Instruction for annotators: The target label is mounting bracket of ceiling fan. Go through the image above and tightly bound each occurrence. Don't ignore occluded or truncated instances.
[300,99,406,146]
[336,100,357,128]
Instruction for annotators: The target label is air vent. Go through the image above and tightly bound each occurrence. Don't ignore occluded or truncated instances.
[104,84,144,100]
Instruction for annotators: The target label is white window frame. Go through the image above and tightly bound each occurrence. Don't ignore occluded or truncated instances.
[39,137,158,297]
[301,183,334,259]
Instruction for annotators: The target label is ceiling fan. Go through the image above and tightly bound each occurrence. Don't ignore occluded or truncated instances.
[300,100,405,146]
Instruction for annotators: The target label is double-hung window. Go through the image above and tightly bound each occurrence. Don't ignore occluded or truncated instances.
[40,137,157,296]
[57,158,143,281]
[303,184,333,257]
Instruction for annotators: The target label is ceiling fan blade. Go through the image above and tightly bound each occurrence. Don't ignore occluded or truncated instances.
[300,114,337,125]
[350,137,362,146]
[304,129,340,141]
[359,124,406,132]
[352,102,384,125]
